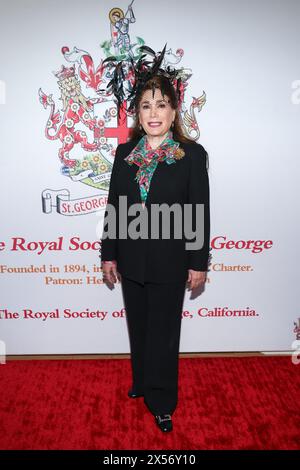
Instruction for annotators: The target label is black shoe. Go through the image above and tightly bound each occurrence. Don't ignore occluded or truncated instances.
[155,414,173,432]
[128,389,143,398]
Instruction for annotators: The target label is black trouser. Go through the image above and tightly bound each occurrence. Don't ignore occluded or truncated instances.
[121,276,186,415]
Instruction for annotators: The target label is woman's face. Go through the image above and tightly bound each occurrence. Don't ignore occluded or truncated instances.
[138,88,176,138]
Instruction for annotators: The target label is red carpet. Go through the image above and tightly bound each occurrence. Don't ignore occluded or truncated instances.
[0,356,299,450]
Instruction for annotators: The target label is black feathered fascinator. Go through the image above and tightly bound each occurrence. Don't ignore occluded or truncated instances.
[102,44,184,116]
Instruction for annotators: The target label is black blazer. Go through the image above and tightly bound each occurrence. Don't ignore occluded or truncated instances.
[101,139,210,284]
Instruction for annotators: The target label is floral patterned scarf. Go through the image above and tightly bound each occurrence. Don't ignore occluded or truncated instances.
[124,131,184,206]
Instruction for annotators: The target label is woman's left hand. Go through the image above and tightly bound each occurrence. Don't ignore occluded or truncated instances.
[187,269,207,290]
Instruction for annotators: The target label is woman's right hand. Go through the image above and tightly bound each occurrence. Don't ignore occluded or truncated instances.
[101,260,120,284]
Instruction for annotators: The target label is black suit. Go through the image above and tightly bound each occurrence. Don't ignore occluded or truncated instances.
[101,138,210,415]
[101,139,210,283]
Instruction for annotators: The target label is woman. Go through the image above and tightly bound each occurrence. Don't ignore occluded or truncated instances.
[101,47,211,433]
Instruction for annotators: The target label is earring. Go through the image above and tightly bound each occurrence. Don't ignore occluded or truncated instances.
[139,124,143,130]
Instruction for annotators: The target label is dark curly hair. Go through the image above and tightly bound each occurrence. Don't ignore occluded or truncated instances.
[128,75,196,145]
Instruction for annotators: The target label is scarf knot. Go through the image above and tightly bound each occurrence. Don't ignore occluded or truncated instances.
[125,131,181,205]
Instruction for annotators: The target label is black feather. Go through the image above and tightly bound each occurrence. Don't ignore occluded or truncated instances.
[103,43,184,115]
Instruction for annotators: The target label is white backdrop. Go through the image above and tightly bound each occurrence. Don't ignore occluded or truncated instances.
[0,0,299,354]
